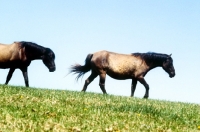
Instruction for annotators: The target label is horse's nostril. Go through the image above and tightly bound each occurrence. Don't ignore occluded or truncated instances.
[170,73,175,78]
[49,67,55,72]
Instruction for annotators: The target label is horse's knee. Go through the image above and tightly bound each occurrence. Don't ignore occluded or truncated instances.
[99,83,105,87]
[85,79,90,85]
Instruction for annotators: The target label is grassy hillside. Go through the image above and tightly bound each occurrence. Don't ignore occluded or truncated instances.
[0,85,199,132]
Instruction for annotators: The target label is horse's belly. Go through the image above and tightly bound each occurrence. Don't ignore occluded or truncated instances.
[106,60,137,79]
[0,62,12,68]
[107,73,132,80]
[107,68,134,80]
[0,61,22,69]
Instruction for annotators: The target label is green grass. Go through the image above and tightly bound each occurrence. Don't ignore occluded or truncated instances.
[0,85,199,132]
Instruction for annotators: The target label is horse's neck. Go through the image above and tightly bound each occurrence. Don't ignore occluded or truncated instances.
[24,45,46,60]
[25,50,44,60]
[147,60,163,70]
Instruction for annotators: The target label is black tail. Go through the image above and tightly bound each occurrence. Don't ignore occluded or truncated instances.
[70,54,93,81]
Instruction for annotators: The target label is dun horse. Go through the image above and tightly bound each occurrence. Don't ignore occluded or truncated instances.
[70,50,175,98]
[0,41,56,87]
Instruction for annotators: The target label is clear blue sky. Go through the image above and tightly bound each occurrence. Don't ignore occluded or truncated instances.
[0,1,199,104]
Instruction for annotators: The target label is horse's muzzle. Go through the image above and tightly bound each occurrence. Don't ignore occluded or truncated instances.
[49,67,56,72]
[169,73,175,78]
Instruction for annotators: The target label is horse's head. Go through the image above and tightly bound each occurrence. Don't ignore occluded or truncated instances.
[42,48,56,72]
[162,54,175,78]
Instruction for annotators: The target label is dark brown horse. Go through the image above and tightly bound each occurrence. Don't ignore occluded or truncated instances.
[0,41,56,87]
[70,50,175,98]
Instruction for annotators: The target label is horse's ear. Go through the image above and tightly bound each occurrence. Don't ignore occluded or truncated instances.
[169,54,172,57]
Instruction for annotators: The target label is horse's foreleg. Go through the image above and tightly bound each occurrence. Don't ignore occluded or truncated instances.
[99,73,107,94]
[131,78,137,97]
[137,77,149,99]
[82,72,97,92]
[5,68,15,85]
[20,67,29,87]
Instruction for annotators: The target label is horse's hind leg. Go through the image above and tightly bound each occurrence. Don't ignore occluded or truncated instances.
[5,68,15,85]
[82,71,98,92]
[131,78,137,97]
[99,73,107,94]
[137,77,149,99]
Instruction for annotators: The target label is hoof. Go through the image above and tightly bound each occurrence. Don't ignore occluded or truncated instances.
[143,96,149,99]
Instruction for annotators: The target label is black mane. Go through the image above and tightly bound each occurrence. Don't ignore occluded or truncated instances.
[132,52,170,64]
[19,41,46,54]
